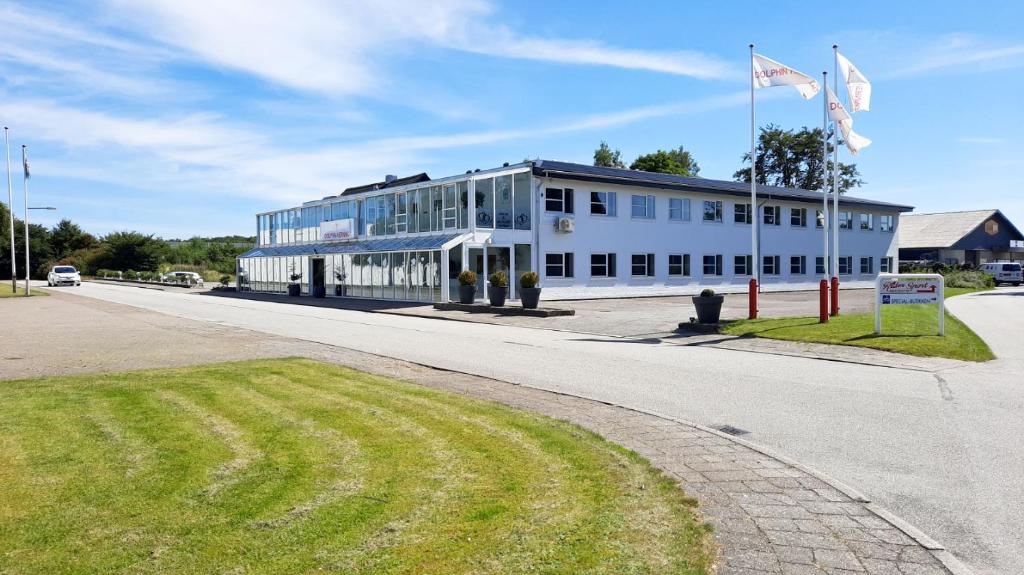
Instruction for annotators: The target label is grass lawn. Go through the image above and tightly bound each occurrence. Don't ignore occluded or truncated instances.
[721,287,994,362]
[0,283,47,297]
[0,358,713,574]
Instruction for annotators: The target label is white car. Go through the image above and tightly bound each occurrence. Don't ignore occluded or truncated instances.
[47,265,81,286]
[979,262,1022,286]
[161,271,205,286]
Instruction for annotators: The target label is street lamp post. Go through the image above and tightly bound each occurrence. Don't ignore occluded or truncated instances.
[24,206,56,296]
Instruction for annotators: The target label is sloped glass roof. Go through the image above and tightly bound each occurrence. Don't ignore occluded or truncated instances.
[239,233,464,258]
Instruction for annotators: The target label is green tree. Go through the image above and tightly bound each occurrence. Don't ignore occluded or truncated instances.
[733,124,863,193]
[49,219,97,260]
[96,231,169,272]
[593,141,625,168]
[629,146,700,176]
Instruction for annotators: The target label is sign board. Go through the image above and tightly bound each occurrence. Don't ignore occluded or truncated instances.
[874,273,945,335]
[320,218,354,241]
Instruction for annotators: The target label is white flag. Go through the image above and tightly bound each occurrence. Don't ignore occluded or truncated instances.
[826,86,850,124]
[752,53,820,99]
[838,119,871,155]
[836,52,871,112]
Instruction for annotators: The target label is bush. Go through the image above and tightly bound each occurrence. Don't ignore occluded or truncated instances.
[519,271,539,289]
[944,270,995,289]
[458,269,477,286]
[488,270,508,288]
[219,275,231,287]
[699,288,716,297]
[124,270,137,280]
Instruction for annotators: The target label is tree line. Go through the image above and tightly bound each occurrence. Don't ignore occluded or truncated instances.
[0,203,253,280]
[594,124,863,193]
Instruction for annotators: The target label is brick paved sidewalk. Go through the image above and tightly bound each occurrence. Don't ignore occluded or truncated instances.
[323,348,969,575]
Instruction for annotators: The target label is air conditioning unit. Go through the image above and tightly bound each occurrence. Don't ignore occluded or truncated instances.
[556,217,575,233]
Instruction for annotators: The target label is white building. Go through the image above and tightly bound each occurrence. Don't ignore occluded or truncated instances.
[237,160,910,301]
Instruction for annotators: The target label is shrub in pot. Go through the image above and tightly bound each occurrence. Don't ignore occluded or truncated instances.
[519,271,541,309]
[488,271,508,307]
[692,288,725,324]
[334,267,347,296]
[288,271,302,297]
[457,269,477,304]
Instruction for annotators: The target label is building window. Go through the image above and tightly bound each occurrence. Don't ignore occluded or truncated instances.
[816,209,825,228]
[860,213,874,231]
[669,198,691,221]
[762,255,780,275]
[703,200,723,222]
[734,255,753,276]
[545,188,574,213]
[880,214,894,233]
[791,208,807,227]
[734,203,752,224]
[881,257,893,273]
[590,253,616,278]
[668,254,690,276]
[838,256,853,275]
[791,255,806,275]
[631,253,655,277]
[545,252,574,278]
[631,195,655,219]
[839,211,853,230]
[703,254,723,276]
[763,205,781,226]
[816,256,827,275]
[590,191,617,216]
[860,256,874,274]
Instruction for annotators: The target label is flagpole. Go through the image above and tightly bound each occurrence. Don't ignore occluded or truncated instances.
[22,145,29,296]
[831,45,840,312]
[5,128,15,293]
[821,72,829,281]
[749,44,759,292]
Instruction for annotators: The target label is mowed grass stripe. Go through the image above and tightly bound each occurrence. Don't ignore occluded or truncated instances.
[0,359,714,575]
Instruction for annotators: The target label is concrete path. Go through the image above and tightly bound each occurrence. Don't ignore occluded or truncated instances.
[45,282,1024,573]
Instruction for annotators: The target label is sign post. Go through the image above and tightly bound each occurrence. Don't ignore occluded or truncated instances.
[874,273,945,336]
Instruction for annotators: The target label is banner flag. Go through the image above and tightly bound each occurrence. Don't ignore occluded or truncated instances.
[836,52,871,112]
[752,53,820,99]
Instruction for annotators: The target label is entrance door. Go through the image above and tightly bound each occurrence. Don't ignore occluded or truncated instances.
[468,247,484,298]
[311,258,326,295]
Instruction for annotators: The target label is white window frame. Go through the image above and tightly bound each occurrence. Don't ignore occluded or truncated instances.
[590,253,616,278]
[790,255,806,275]
[839,211,854,230]
[631,253,655,277]
[545,252,574,278]
[816,256,827,275]
[880,256,893,273]
[545,188,567,213]
[860,213,874,231]
[668,254,690,277]
[762,255,780,275]
[790,208,807,227]
[631,195,655,219]
[838,256,853,275]
[763,205,781,226]
[590,191,617,217]
[880,214,894,233]
[669,198,690,222]
[703,254,723,276]
[734,203,752,224]
[816,209,825,229]
[860,256,874,274]
[703,200,723,223]
[734,254,753,276]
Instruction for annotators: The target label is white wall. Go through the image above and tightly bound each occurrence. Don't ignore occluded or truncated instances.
[536,177,901,299]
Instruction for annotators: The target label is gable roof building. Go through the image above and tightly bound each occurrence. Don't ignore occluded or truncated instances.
[899,209,1024,265]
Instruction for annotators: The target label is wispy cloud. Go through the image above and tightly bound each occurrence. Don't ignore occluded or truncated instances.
[957,136,1004,145]
[889,34,1024,76]
[107,0,733,98]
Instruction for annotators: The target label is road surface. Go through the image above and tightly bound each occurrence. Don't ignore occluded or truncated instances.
[57,282,1024,573]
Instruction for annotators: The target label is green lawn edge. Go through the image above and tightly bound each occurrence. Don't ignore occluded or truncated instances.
[720,287,995,362]
[0,284,48,297]
[0,358,715,575]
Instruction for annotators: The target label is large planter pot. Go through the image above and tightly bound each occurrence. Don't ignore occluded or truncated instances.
[458,284,476,304]
[288,284,301,297]
[488,285,508,307]
[312,285,326,298]
[692,295,725,324]
[520,287,542,309]
[334,285,347,296]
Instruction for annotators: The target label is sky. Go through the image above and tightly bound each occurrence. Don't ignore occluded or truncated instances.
[2,0,1022,238]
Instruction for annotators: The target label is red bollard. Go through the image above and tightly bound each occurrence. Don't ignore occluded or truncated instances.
[830,276,840,316]
[748,278,758,319]
[819,279,829,323]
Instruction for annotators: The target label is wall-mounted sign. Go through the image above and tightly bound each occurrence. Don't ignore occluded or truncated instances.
[321,218,354,241]
[875,274,945,335]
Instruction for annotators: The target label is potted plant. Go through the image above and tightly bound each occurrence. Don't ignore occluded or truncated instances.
[334,266,347,296]
[487,270,508,307]
[692,288,725,324]
[288,265,302,297]
[458,269,477,304]
[519,271,541,309]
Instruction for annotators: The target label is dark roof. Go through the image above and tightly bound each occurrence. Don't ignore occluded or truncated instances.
[239,233,462,258]
[341,172,430,196]
[531,160,913,212]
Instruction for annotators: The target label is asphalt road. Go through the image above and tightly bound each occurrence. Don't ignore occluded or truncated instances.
[59,282,1024,574]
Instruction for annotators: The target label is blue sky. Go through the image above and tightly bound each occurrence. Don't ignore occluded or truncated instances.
[2,0,1023,238]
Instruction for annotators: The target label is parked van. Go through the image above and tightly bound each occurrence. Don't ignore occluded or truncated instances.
[979,262,1023,286]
